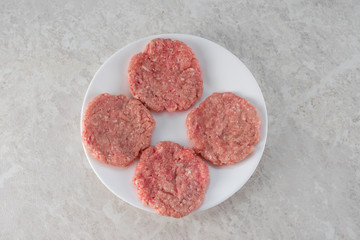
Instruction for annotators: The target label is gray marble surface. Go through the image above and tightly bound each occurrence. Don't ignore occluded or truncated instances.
[1,0,359,239]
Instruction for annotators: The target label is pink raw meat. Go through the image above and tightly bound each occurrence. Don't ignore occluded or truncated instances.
[186,92,261,165]
[128,38,203,112]
[133,141,209,218]
[82,93,155,166]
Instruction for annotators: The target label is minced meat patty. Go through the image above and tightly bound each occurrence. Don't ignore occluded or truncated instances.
[128,38,203,112]
[186,92,261,165]
[82,93,155,166]
[133,141,209,218]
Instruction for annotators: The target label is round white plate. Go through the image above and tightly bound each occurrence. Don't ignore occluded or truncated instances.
[81,34,268,214]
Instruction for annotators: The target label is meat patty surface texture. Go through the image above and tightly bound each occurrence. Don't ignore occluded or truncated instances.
[82,93,155,166]
[128,38,203,112]
[133,141,209,218]
[186,92,261,165]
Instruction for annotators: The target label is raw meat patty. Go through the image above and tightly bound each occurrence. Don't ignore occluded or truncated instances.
[186,92,261,165]
[128,38,203,112]
[82,93,155,167]
[133,141,209,218]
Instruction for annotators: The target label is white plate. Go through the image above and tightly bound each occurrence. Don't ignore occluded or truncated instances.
[81,34,268,214]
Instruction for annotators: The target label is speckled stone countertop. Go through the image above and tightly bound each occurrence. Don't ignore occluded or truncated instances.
[1,0,359,239]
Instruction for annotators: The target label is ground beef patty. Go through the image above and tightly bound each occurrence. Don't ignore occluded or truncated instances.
[128,38,203,112]
[82,93,155,167]
[133,141,209,218]
[186,92,261,165]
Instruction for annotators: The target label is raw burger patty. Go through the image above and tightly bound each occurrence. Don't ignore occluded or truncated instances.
[82,93,155,167]
[133,141,209,218]
[128,38,203,112]
[186,92,261,165]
